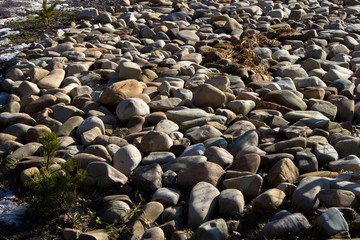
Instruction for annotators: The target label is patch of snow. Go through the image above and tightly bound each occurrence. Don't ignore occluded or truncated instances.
[0,189,26,226]
[0,38,11,46]
[0,43,30,61]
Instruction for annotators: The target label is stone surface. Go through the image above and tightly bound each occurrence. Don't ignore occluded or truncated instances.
[188,182,220,227]
[317,207,349,236]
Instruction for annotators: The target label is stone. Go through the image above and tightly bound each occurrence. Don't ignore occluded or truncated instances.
[222,174,263,198]
[177,30,200,42]
[101,200,130,224]
[63,228,81,240]
[336,98,354,122]
[85,162,128,188]
[17,81,40,98]
[113,144,142,176]
[267,158,299,186]
[329,155,360,172]
[218,189,244,218]
[263,90,307,110]
[275,65,308,79]
[233,153,261,173]
[99,79,143,106]
[223,120,256,139]
[166,108,212,125]
[73,153,107,169]
[192,219,228,240]
[180,143,206,157]
[56,116,84,137]
[118,61,141,80]
[20,167,40,185]
[53,105,84,123]
[227,130,259,156]
[142,152,175,165]
[138,201,164,225]
[37,69,65,89]
[140,131,173,153]
[252,188,287,213]
[317,207,349,236]
[224,18,243,32]
[78,230,108,240]
[292,177,330,214]
[132,163,163,193]
[193,84,226,108]
[76,116,105,136]
[227,100,256,116]
[151,188,180,206]
[177,162,225,190]
[24,94,57,115]
[75,8,99,19]
[335,138,360,158]
[188,182,220,228]
[296,150,318,173]
[318,189,359,208]
[262,213,311,238]
[148,98,183,112]
[142,227,165,240]
[81,127,102,146]
[116,98,150,122]
[314,142,338,164]
[84,145,112,161]
[161,155,207,172]
[186,125,222,144]
[155,120,179,134]
[6,142,41,162]
[204,146,233,169]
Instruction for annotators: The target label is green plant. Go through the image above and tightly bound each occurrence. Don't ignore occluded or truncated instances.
[24,159,86,214]
[35,0,59,24]
[96,203,143,238]
[24,132,86,214]
[39,131,60,170]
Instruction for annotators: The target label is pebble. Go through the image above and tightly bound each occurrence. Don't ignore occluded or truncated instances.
[317,207,349,236]
[192,219,228,240]
[188,181,220,228]
[2,0,360,238]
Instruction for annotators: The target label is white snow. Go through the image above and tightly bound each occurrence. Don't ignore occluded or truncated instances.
[0,189,26,226]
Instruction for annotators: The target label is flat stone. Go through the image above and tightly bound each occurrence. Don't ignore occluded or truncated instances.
[218,189,244,218]
[140,131,173,153]
[177,161,225,190]
[317,207,349,236]
[252,188,287,213]
[116,98,150,122]
[262,213,311,238]
[161,155,207,172]
[318,189,359,208]
[85,162,128,188]
[37,69,65,89]
[267,158,299,186]
[193,83,226,108]
[192,219,228,240]
[188,182,220,228]
[118,61,141,80]
[132,163,163,193]
[329,155,360,172]
[99,79,143,106]
[223,174,263,198]
[204,146,233,169]
[263,90,307,110]
[113,144,142,176]
[151,188,180,206]
[314,142,338,164]
[292,177,330,214]
[186,125,222,144]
